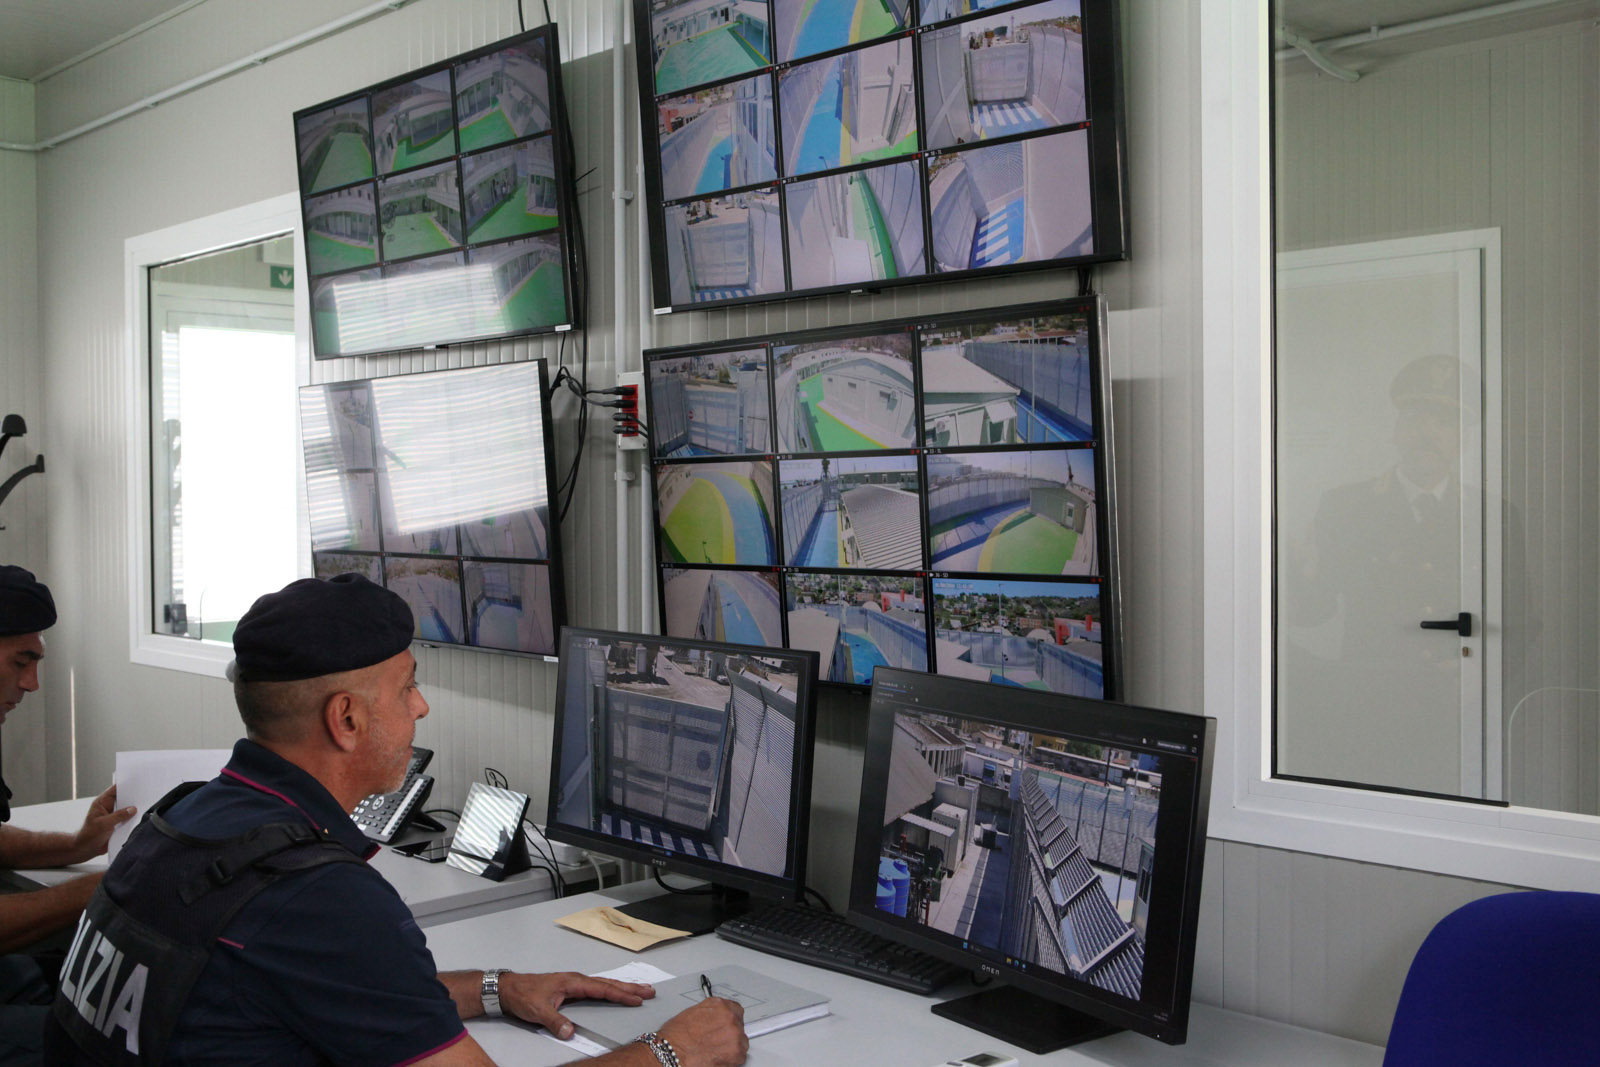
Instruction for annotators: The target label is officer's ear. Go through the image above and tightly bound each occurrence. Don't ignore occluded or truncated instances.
[321,689,367,753]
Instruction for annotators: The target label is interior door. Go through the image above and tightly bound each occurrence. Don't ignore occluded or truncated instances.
[1275,232,1500,799]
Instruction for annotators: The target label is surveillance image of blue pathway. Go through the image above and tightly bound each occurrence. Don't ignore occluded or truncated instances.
[794,63,845,173]
[713,574,778,645]
[697,135,734,194]
[970,197,1025,267]
[794,0,860,58]
[420,605,459,643]
[794,503,840,566]
[702,471,776,562]
[841,630,889,684]
[1015,397,1088,443]
[966,830,1011,948]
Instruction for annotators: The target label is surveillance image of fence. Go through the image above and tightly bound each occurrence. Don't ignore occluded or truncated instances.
[918,0,1025,26]
[932,576,1103,696]
[927,127,1091,271]
[650,349,773,458]
[465,560,556,655]
[454,38,552,152]
[463,136,560,243]
[786,572,928,684]
[786,160,926,288]
[651,0,773,96]
[919,0,1085,150]
[773,0,910,63]
[306,471,382,552]
[656,460,779,566]
[927,448,1097,576]
[921,311,1094,445]
[666,188,786,304]
[379,162,464,259]
[387,556,467,644]
[305,185,379,276]
[373,70,457,173]
[663,567,783,646]
[552,635,803,878]
[779,37,917,176]
[658,76,776,202]
[296,98,374,194]
[780,454,922,569]
[773,333,915,453]
[877,709,1159,1000]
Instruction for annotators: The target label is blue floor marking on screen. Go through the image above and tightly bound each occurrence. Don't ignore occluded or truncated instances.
[795,64,845,172]
[421,605,458,644]
[794,506,840,566]
[932,502,1018,567]
[841,630,889,684]
[794,0,859,60]
[972,101,1048,137]
[696,136,734,195]
[714,575,768,645]
[693,287,754,302]
[1015,397,1090,443]
[967,829,1011,948]
[701,470,775,563]
[971,197,1025,267]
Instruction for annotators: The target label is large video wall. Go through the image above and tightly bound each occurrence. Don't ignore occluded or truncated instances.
[295,24,582,358]
[633,0,1128,312]
[645,297,1119,697]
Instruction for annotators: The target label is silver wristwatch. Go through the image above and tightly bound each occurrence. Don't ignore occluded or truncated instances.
[480,968,509,1017]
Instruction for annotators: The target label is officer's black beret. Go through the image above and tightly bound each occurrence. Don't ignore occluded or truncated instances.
[0,566,55,637]
[232,574,413,683]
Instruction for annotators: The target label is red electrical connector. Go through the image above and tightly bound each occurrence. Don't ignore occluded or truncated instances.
[611,383,642,438]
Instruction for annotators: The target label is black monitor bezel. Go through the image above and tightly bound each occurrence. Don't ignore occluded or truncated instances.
[544,625,822,904]
[632,0,1129,314]
[297,357,568,660]
[848,667,1215,1045]
[642,295,1122,699]
[294,22,584,359]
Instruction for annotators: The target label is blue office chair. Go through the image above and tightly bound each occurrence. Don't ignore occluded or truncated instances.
[1383,891,1600,1065]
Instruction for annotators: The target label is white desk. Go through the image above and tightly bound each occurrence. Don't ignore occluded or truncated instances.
[1,798,586,928]
[428,884,1385,1067]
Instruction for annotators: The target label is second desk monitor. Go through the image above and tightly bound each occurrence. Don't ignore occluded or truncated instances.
[545,626,820,934]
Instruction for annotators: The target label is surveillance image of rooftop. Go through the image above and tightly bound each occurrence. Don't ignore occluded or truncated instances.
[774,0,910,63]
[927,128,1091,271]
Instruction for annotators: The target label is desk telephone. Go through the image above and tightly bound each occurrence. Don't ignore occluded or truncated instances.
[352,746,445,843]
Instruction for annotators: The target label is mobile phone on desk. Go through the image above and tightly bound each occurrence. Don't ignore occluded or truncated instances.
[353,746,442,844]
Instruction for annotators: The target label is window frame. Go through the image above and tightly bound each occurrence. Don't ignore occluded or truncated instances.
[125,194,309,677]
[1199,0,1600,889]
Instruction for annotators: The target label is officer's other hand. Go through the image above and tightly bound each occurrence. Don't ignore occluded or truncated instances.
[73,785,137,861]
[659,996,748,1067]
[499,971,654,1039]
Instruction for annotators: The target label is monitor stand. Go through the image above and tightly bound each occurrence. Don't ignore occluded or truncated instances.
[612,885,753,937]
[931,986,1124,1055]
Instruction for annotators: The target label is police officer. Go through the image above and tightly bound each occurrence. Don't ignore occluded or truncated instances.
[45,574,746,1067]
[0,566,135,1067]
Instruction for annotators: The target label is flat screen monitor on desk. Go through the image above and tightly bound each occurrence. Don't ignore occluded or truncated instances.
[546,626,820,934]
[848,667,1215,1053]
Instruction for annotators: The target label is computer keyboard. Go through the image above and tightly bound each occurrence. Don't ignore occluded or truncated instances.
[716,903,964,995]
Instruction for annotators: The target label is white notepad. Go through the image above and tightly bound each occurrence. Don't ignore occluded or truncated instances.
[558,963,831,1049]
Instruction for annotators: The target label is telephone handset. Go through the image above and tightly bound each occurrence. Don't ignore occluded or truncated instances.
[352,746,444,843]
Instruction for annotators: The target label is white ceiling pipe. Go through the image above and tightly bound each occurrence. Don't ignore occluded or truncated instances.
[0,0,415,154]
[1277,22,1361,81]
[1274,0,1576,62]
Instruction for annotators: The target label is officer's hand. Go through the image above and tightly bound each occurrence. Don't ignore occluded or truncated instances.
[658,996,747,1067]
[498,971,654,1038]
[72,785,136,862]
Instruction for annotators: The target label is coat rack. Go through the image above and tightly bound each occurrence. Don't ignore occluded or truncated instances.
[0,415,45,525]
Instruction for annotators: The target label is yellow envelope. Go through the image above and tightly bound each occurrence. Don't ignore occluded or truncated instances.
[555,906,691,951]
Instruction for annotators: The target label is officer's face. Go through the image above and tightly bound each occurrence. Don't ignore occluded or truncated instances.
[0,633,43,725]
[364,650,429,793]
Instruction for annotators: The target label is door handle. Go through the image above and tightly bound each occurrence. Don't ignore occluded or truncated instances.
[1419,612,1472,637]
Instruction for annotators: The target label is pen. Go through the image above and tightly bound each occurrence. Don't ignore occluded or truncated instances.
[700,974,714,1000]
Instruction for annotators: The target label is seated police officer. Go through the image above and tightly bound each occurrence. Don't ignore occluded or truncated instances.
[45,574,746,1067]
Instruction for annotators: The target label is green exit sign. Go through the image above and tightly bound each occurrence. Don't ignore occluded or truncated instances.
[269,266,294,290]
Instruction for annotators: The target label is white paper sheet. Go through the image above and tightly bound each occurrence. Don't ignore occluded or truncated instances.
[108,749,232,861]
[539,961,678,1057]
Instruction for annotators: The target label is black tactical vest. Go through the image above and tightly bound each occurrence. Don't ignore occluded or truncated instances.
[44,783,364,1065]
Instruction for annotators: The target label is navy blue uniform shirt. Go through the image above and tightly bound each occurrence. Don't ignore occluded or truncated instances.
[160,740,467,1067]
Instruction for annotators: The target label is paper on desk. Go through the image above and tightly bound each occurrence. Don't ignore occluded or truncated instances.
[539,961,678,1058]
[108,750,231,861]
[555,906,692,952]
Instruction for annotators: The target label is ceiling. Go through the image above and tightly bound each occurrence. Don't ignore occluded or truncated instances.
[0,0,198,82]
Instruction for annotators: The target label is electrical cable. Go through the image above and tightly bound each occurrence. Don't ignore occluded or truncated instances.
[651,868,714,895]
[585,855,606,890]
[520,817,566,896]
[800,886,833,912]
[516,0,525,33]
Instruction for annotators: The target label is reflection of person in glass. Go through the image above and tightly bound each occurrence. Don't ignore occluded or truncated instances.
[1287,354,1466,672]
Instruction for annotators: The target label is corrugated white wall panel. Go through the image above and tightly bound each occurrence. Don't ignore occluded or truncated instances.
[20,0,1539,1047]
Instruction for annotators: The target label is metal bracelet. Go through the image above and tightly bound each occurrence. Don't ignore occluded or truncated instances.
[480,968,509,1017]
[633,1031,682,1067]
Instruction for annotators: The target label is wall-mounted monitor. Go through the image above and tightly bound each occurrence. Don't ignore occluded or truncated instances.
[633,0,1128,313]
[298,360,566,657]
[644,296,1120,697]
[295,24,583,358]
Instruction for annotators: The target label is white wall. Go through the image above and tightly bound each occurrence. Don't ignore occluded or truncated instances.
[16,0,1527,1047]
